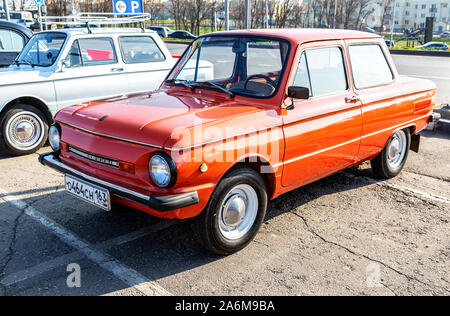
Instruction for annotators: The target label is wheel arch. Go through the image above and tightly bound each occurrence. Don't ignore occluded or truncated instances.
[221,154,277,200]
[0,97,53,125]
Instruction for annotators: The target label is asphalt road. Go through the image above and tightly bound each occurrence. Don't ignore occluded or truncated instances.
[0,127,449,296]
[0,43,448,297]
[166,43,450,106]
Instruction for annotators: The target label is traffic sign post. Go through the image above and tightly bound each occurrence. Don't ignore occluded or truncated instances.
[113,0,143,14]
[34,0,46,31]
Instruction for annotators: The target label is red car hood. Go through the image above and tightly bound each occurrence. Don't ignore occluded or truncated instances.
[56,89,278,149]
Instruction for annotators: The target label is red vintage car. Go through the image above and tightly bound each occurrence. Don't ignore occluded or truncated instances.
[40,29,439,254]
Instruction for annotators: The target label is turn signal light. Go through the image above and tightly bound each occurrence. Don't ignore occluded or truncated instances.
[60,141,69,152]
[119,161,135,174]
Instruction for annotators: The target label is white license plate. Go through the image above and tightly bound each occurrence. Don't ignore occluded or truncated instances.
[65,174,111,211]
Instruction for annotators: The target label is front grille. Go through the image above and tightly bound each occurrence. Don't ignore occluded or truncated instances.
[68,146,119,168]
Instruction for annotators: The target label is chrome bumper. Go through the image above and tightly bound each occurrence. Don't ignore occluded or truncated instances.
[39,152,199,212]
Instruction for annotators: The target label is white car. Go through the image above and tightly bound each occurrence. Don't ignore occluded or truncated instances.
[0,28,176,155]
[415,41,449,50]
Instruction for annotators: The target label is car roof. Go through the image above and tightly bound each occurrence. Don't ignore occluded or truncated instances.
[39,27,158,37]
[0,20,33,38]
[202,28,382,42]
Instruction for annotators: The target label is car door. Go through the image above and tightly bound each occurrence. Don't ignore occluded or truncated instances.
[53,36,128,109]
[281,41,362,188]
[345,40,408,161]
[0,28,27,66]
[118,35,175,94]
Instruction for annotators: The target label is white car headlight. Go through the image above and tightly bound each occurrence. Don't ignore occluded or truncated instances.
[48,125,61,151]
[150,153,176,188]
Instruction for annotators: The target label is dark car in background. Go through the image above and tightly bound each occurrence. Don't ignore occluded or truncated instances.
[147,26,173,38]
[169,30,196,40]
[385,40,395,47]
[0,20,33,67]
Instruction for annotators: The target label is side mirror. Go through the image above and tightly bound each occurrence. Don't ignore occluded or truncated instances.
[60,59,71,72]
[288,86,309,100]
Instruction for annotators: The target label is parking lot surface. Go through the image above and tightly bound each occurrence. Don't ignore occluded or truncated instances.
[0,45,448,296]
[0,125,449,296]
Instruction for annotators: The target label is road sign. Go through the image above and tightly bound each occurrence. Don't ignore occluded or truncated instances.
[113,0,143,14]
[34,0,44,6]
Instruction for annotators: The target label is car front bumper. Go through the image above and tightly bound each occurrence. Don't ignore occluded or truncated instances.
[38,152,199,212]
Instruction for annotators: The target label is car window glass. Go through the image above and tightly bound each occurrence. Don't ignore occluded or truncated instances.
[78,38,116,66]
[349,44,393,89]
[119,36,165,64]
[68,40,83,67]
[247,41,282,76]
[0,29,24,51]
[305,47,347,97]
[292,52,311,95]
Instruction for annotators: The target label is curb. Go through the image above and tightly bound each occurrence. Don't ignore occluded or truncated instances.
[389,49,450,57]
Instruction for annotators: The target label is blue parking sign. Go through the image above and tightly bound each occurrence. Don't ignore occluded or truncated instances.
[34,0,44,6]
[113,0,143,14]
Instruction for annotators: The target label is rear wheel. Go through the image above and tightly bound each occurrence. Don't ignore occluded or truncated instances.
[0,104,48,156]
[371,129,410,179]
[193,167,268,255]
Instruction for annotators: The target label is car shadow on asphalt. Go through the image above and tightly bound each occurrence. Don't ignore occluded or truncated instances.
[0,165,383,295]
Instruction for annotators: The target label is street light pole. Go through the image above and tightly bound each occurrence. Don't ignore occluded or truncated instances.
[225,0,229,30]
[2,0,10,21]
[333,0,337,29]
[265,0,269,29]
[245,0,250,29]
[390,0,397,44]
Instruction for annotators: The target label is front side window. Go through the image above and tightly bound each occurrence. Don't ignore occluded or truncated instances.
[16,32,66,67]
[293,47,347,97]
[169,36,290,98]
[67,40,83,67]
[0,29,25,51]
[78,38,116,66]
[349,44,393,89]
[119,36,165,64]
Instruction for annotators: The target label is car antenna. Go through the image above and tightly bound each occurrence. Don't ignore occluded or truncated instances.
[85,21,92,34]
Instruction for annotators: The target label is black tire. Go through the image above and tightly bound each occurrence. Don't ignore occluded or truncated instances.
[193,167,268,255]
[0,104,49,156]
[371,129,411,179]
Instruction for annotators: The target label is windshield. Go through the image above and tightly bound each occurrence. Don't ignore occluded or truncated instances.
[168,36,290,98]
[16,32,66,67]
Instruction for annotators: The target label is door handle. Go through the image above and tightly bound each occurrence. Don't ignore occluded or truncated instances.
[345,96,360,103]
[111,68,124,73]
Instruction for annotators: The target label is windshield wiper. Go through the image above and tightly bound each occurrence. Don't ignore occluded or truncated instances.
[197,81,235,98]
[165,79,195,90]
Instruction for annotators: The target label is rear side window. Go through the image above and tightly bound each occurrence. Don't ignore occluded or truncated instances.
[78,38,116,66]
[293,46,347,97]
[349,44,393,89]
[119,36,165,64]
[0,29,25,51]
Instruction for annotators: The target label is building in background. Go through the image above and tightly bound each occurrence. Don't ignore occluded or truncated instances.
[391,0,449,32]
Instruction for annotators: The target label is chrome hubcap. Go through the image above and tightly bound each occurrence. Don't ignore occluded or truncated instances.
[218,184,258,240]
[387,131,407,169]
[5,111,44,151]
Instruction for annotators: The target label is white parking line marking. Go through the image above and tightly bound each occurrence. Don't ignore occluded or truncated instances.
[0,188,173,296]
[0,221,176,287]
[342,172,450,205]
[381,182,450,205]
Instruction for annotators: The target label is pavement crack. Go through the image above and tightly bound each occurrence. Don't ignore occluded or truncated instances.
[0,201,25,282]
[292,211,450,294]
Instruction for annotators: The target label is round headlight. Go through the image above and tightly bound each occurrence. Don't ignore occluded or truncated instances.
[150,153,175,188]
[48,125,60,151]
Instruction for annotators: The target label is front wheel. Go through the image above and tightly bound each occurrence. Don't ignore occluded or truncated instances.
[371,129,411,179]
[193,167,268,255]
[0,104,48,156]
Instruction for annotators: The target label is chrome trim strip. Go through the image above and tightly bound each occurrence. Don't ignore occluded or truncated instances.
[56,120,164,149]
[42,154,150,201]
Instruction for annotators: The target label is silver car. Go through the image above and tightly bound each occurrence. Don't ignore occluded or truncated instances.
[0,28,176,155]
